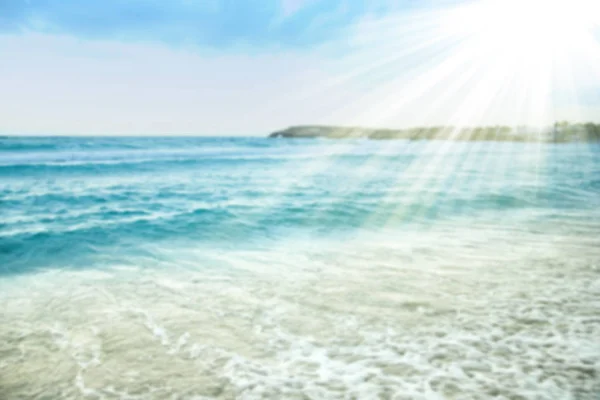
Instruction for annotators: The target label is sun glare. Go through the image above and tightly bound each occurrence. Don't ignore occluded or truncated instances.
[449,0,599,49]
[449,0,600,68]
[327,0,600,130]
[425,0,600,126]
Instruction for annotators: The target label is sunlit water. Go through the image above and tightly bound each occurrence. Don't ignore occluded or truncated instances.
[1,137,599,399]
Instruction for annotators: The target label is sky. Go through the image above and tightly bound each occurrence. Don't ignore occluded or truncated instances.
[0,0,599,135]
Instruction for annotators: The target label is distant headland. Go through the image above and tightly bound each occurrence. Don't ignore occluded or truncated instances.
[269,122,600,142]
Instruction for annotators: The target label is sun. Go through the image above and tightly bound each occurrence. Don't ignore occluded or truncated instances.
[467,0,595,52]
[439,0,600,63]
[426,0,600,126]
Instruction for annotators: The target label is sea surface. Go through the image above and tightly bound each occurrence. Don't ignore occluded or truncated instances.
[1,136,599,399]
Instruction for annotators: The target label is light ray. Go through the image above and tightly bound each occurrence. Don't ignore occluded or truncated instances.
[259,0,600,231]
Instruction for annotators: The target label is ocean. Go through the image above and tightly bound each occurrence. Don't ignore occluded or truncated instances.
[1,136,599,399]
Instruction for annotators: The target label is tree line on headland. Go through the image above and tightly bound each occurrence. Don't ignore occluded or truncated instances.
[269,121,600,142]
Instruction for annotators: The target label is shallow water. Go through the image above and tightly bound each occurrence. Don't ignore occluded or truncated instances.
[1,137,599,399]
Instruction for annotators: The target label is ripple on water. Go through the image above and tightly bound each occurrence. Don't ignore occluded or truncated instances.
[0,228,599,399]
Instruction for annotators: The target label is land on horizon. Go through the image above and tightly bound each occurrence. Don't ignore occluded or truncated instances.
[270,122,600,142]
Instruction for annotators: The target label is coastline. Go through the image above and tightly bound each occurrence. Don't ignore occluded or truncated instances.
[269,123,600,142]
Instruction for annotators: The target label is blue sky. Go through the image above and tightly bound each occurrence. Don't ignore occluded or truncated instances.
[0,0,412,48]
[0,0,599,135]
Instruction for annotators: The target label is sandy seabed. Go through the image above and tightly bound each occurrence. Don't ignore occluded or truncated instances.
[1,226,599,400]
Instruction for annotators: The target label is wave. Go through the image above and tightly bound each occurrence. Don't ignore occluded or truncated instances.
[2,184,598,276]
[2,137,600,278]
[0,152,423,176]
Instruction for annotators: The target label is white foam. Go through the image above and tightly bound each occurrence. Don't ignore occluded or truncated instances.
[0,227,598,398]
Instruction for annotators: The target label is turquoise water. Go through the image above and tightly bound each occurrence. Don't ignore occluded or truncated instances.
[1,137,599,398]
[2,137,599,274]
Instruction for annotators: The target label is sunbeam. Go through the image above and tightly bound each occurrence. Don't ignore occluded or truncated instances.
[1,0,600,398]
